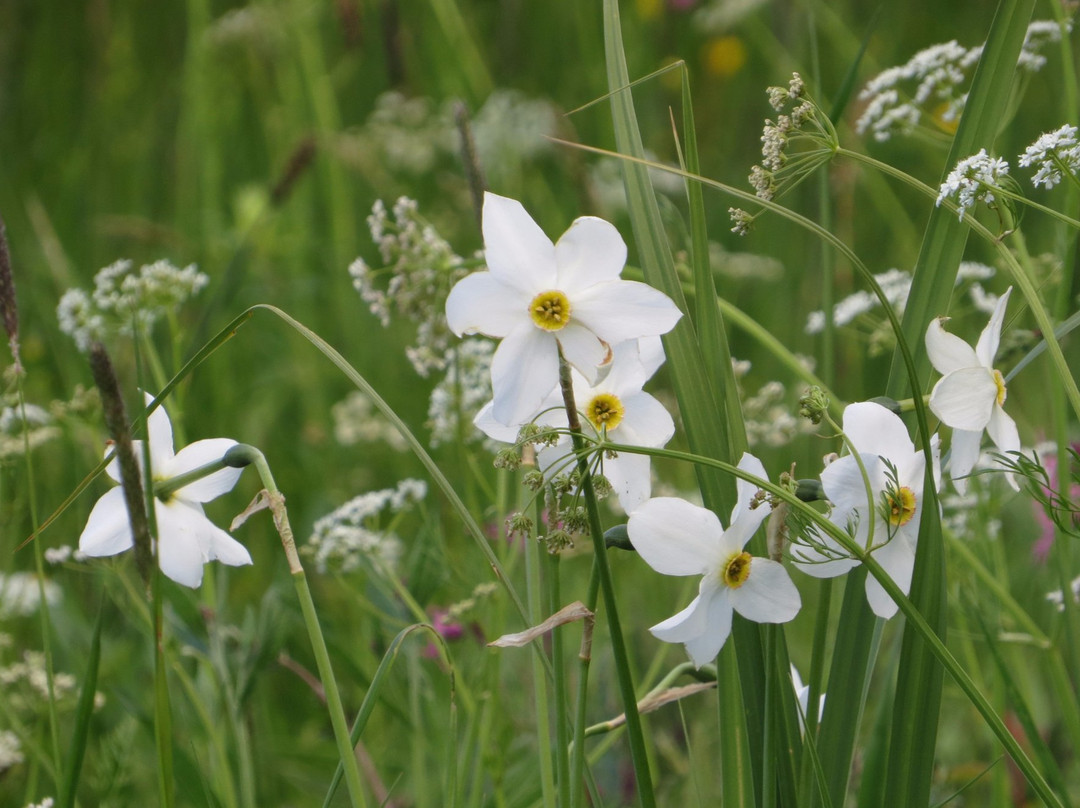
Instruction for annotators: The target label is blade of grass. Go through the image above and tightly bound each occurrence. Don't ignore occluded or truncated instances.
[58,597,105,808]
[323,625,457,808]
[601,2,762,802]
[882,3,1035,806]
[973,611,1071,803]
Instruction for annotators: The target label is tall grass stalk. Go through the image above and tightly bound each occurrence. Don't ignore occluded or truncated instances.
[228,444,368,808]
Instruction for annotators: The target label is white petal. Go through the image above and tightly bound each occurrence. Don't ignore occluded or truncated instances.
[445,272,529,338]
[616,391,675,448]
[821,453,882,516]
[791,539,859,578]
[206,525,253,567]
[602,452,652,513]
[681,584,734,667]
[864,531,916,619]
[482,192,557,293]
[557,322,611,384]
[144,393,176,468]
[168,439,242,503]
[554,216,628,293]
[628,497,722,576]
[986,405,1020,456]
[974,286,1012,367]
[925,317,980,375]
[78,488,135,557]
[572,280,682,344]
[732,558,801,624]
[154,500,211,588]
[650,591,708,643]
[947,428,982,494]
[490,324,560,426]
[843,402,915,465]
[929,368,998,430]
[636,336,666,381]
[987,406,1021,490]
[599,341,650,393]
[105,440,144,483]
[728,453,769,540]
[473,400,523,443]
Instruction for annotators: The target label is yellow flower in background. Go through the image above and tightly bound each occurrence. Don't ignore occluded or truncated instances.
[704,35,747,78]
[636,0,662,21]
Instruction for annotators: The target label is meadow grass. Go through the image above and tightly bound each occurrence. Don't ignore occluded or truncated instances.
[1,1,1080,806]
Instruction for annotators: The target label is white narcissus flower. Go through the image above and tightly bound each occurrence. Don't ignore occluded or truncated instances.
[475,338,673,512]
[79,393,252,588]
[627,454,801,668]
[445,192,682,426]
[790,664,826,735]
[793,401,940,619]
[926,287,1020,492]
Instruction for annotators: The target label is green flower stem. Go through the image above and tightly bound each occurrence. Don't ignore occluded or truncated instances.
[16,379,63,802]
[947,525,1080,757]
[526,498,557,808]
[153,456,230,499]
[569,561,600,808]
[547,551,571,808]
[598,440,1064,806]
[134,331,177,808]
[557,353,656,808]
[227,444,368,808]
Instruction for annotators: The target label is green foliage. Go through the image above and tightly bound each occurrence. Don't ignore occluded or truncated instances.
[2,1,1080,806]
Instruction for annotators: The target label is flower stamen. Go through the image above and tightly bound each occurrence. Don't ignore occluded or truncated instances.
[992,368,1007,407]
[585,393,624,432]
[529,290,571,331]
[722,551,753,589]
[885,486,917,526]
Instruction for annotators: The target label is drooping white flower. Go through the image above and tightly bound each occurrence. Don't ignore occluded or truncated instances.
[926,287,1020,492]
[793,401,940,619]
[475,338,673,512]
[790,664,826,734]
[445,192,682,426]
[627,454,801,667]
[79,393,251,588]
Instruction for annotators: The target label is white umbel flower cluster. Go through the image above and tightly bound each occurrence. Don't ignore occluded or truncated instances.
[1018,124,1080,189]
[856,21,1068,142]
[936,149,1010,220]
[57,259,208,352]
[349,197,472,376]
[305,479,426,574]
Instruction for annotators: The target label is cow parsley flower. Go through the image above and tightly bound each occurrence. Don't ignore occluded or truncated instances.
[926,287,1020,492]
[793,401,940,619]
[445,192,682,426]
[936,149,1011,220]
[627,453,801,667]
[78,394,251,588]
[57,260,208,353]
[1018,124,1080,189]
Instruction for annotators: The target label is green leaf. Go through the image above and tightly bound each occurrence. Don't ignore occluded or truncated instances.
[602,3,763,803]
[883,3,1035,806]
[58,598,106,808]
[323,624,457,808]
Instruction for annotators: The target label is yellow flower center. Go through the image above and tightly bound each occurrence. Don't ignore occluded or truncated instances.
[585,393,624,432]
[529,290,572,331]
[886,486,917,527]
[722,551,753,589]
[992,368,1007,407]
